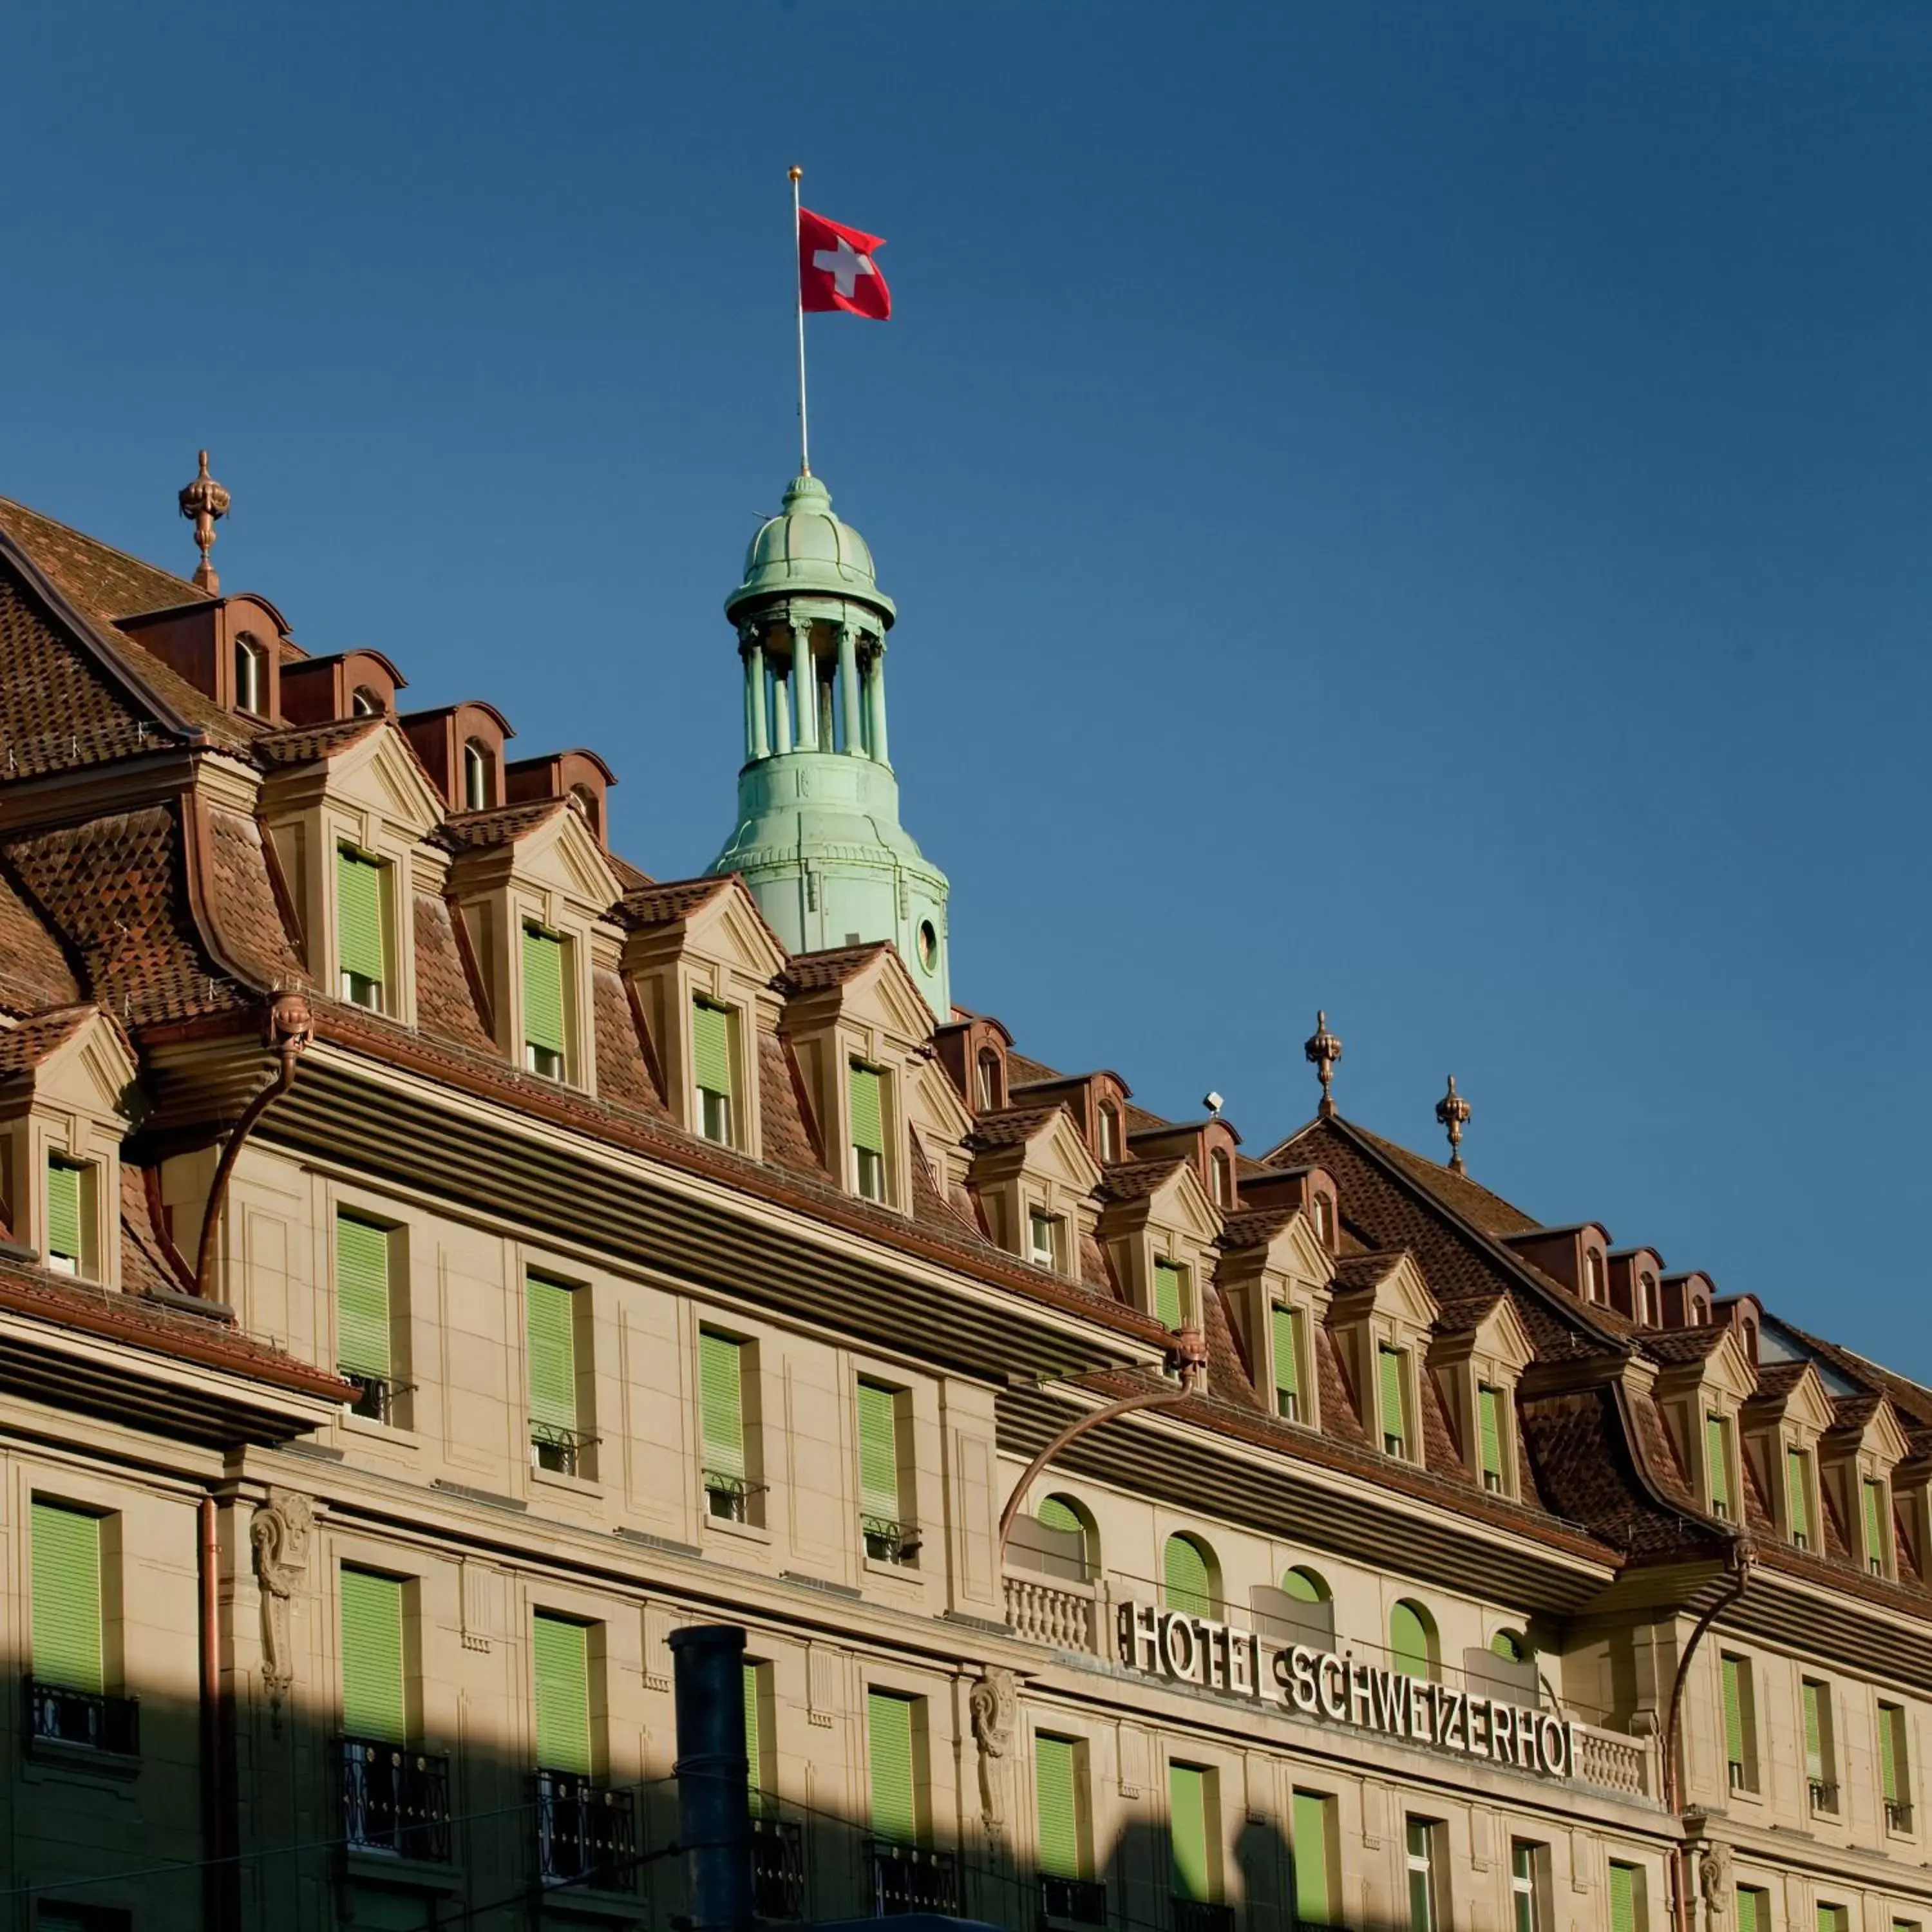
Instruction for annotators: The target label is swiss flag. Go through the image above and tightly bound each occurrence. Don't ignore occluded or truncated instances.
[799,207,891,319]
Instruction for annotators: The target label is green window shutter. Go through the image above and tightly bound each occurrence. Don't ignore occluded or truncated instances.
[337,848,386,985]
[1706,1416,1730,1512]
[532,1614,592,1775]
[867,1689,917,1844]
[1036,1497,1083,1536]
[1379,1346,1406,1452]
[1154,1260,1185,1332]
[1721,1656,1745,1769]
[1864,1479,1888,1567]
[1736,1891,1759,1932]
[1390,1601,1431,1680]
[700,1332,746,1481]
[1293,1791,1333,1926]
[30,1502,102,1694]
[1819,1910,1846,1932]
[335,1213,393,1381]
[1282,1567,1323,1605]
[693,1000,733,1099]
[1608,1866,1636,1932]
[526,1276,579,1434]
[1479,1386,1504,1481]
[1164,1535,1211,1618]
[1788,1448,1811,1541]
[1169,1763,1211,1904]
[1802,1683,1823,1782]
[523,925,567,1057]
[858,1381,901,1524]
[1880,1706,1901,1804]
[44,1158,82,1264]
[1035,1734,1081,1880]
[849,1063,885,1155]
[340,1568,405,1743]
[744,1662,763,1802]
[1272,1305,1300,1412]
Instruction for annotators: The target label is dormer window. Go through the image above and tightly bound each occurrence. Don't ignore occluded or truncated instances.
[1210,1148,1233,1208]
[234,634,267,715]
[1154,1259,1189,1333]
[1097,1101,1121,1164]
[1271,1303,1306,1422]
[849,1060,887,1202]
[1478,1385,1507,1493]
[1639,1271,1659,1325]
[976,1048,1002,1112]
[336,846,388,1011]
[1706,1412,1734,1520]
[522,922,569,1079]
[463,739,495,811]
[692,999,735,1146]
[352,686,383,717]
[1311,1191,1335,1249]
[1028,1209,1064,1273]
[1379,1345,1410,1459]
[1864,1477,1893,1578]
[44,1155,90,1278]
[1586,1249,1605,1304]
[1787,1446,1814,1551]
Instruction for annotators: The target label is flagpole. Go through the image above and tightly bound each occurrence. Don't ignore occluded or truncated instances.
[790,165,810,476]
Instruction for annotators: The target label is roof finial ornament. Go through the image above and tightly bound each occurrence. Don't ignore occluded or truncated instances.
[1435,1074,1472,1174]
[178,449,230,594]
[1303,1010,1342,1119]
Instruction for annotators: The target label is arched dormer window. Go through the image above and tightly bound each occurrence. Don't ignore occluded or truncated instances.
[976,1048,1003,1112]
[462,738,495,812]
[569,782,601,840]
[1639,1271,1659,1325]
[1210,1148,1233,1208]
[234,634,267,716]
[352,686,383,717]
[1311,1190,1335,1249]
[1162,1533,1217,1618]
[1692,1295,1710,1326]
[1585,1249,1605,1305]
[1389,1599,1438,1681]
[1097,1101,1121,1164]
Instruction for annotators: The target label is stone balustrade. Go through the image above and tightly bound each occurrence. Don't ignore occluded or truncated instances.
[1571,1721,1654,1797]
[1003,1574,1097,1653]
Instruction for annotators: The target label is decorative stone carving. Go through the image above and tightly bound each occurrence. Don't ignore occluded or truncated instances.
[1697,1841,1732,1932]
[969,1667,1018,1838]
[250,1488,315,1708]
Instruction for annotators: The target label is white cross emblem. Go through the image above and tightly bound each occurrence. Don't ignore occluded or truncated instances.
[811,236,876,299]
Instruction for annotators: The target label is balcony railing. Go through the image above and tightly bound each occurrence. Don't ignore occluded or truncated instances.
[1041,1873,1108,1925]
[752,1812,807,1920]
[869,1841,958,1917]
[345,1373,413,1425]
[535,1770,636,1889]
[24,1677,138,1755]
[1808,1777,1839,1815]
[339,1737,452,1861]
[1006,1575,1097,1653]
[862,1515,921,1566]
[703,1470,765,1524]
[530,1422,596,1478]
[1888,1799,1915,1833]
[1172,1900,1235,1932]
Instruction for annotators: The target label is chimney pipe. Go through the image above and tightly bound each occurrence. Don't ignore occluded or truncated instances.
[670,1623,753,1932]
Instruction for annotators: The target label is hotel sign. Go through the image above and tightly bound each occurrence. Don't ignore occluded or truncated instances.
[1116,1601,1578,1781]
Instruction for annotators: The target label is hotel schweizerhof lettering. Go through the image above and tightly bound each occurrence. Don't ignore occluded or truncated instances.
[1116,1601,1579,1780]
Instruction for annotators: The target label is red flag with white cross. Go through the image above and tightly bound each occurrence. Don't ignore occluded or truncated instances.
[798,207,892,319]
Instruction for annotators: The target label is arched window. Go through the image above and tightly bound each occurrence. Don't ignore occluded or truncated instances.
[1311,1191,1335,1249]
[1490,1629,1532,1665]
[234,635,266,715]
[1281,1566,1330,1605]
[1692,1296,1709,1327]
[570,782,601,839]
[1210,1148,1233,1208]
[1585,1249,1605,1304]
[351,685,383,717]
[1389,1599,1437,1680]
[1097,1101,1121,1164]
[462,739,495,812]
[1639,1271,1658,1325]
[1162,1533,1217,1618]
[1034,1495,1094,1581]
[976,1048,1003,1112]
[1741,1318,1758,1363]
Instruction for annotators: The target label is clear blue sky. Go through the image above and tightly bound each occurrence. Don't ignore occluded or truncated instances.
[5,3,1928,1370]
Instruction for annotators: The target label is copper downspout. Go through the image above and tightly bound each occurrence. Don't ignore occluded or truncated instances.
[995,1329,1209,1571]
[193,994,312,1297]
[1662,1542,1752,1932]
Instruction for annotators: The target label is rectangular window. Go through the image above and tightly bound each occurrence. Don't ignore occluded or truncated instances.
[527,1274,583,1474]
[1153,1259,1187,1332]
[1802,1679,1837,1812]
[1880,1701,1912,1831]
[1169,1762,1214,1906]
[44,1155,87,1276]
[531,1613,592,1776]
[1609,1862,1642,1932]
[1292,1790,1337,1930]
[1479,1385,1507,1493]
[1818,1908,1849,1932]
[1736,1889,1768,1932]
[1706,1413,1732,1519]
[744,1660,768,1811]
[1511,1840,1546,1932]
[1864,1478,1891,1577]
[340,1567,406,1744]
[1379,1345,1408,1459]
[522,923,568,1079]
[335,1212,395,1421]
[849,1061,887,1200]
[32,1501,104,1694]
[1405,1817,1441,1932]
[700,1330,752,1521]
[1721,1653,1755,1792]
[1787,1446,1813,1549]
[858,1379,912,1561]
[1028,1209,1063,1273]
[693,999,734,1144]
[1273,1304,1303,1422]
[336,847,387,1010]
[1035,1734,1083,1881]
[867,1688,919,1846]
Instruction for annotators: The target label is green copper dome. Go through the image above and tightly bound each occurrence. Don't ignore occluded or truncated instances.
[724,473,897,627]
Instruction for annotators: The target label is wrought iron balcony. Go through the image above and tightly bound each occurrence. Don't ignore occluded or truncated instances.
[1040,1873,1108,1925]
[1171,1900,1235,1932]
[862,1513,921,1566]
[869,1841,958,1917]
[703,1470,765,1524]
[1888,1799,1915,1833]
[752,1812,807,1920]
[24,1677,138,1755]
[345,1373,413,1425]
[1808,1777,1839,1815]
[339,1737,452,1861]
[534,1770,636,1889]
[529,1421,596,1477]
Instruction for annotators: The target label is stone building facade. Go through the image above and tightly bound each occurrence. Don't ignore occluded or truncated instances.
[0,464,1925,1932]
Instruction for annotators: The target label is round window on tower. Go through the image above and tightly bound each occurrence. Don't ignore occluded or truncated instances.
[916,920,938,973]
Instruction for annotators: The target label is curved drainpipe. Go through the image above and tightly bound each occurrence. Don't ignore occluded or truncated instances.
[193,994,312,1298]
[995,1329,1209,1572]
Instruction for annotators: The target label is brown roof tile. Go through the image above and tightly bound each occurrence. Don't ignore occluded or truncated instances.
[620,877,733,927]
[413,894,496,1053]
[0,864,80,1015]
[439,799,568,851]
[0,1007,97,1079]
[202,806,305,987]
[591,969,668,1119]
[252,717,384,764]
[970,1105,1068,1150]
[784,943,891,991]
[0,497,204,620]
[1097,1157,1189,1204]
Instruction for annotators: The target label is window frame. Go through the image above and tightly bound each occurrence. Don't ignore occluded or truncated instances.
[1404,1815,1443,1932]
[1378,1343,1411,1459]
[1510,1838,1549,1932]
[43,1153,93,1280]
[521,920,572,1082]
[1719,1651,1758,1794]
[336,843,390,1012]
[692,996,737,1147]
[849,1058,889,1203]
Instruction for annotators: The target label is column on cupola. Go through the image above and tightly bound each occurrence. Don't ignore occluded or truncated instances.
[837,625,864,756]
[742,630,770,761]
[772,661,793,754]
[866,644,890,768]
[789,620,819,750]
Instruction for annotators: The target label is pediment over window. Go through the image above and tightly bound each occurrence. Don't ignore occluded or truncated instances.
[260,715,447,842]
[1741,1359,1836,1437]
[1329,1247,1439,1332]
[445,796,622,916]
[1824,1392,1913,1468]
